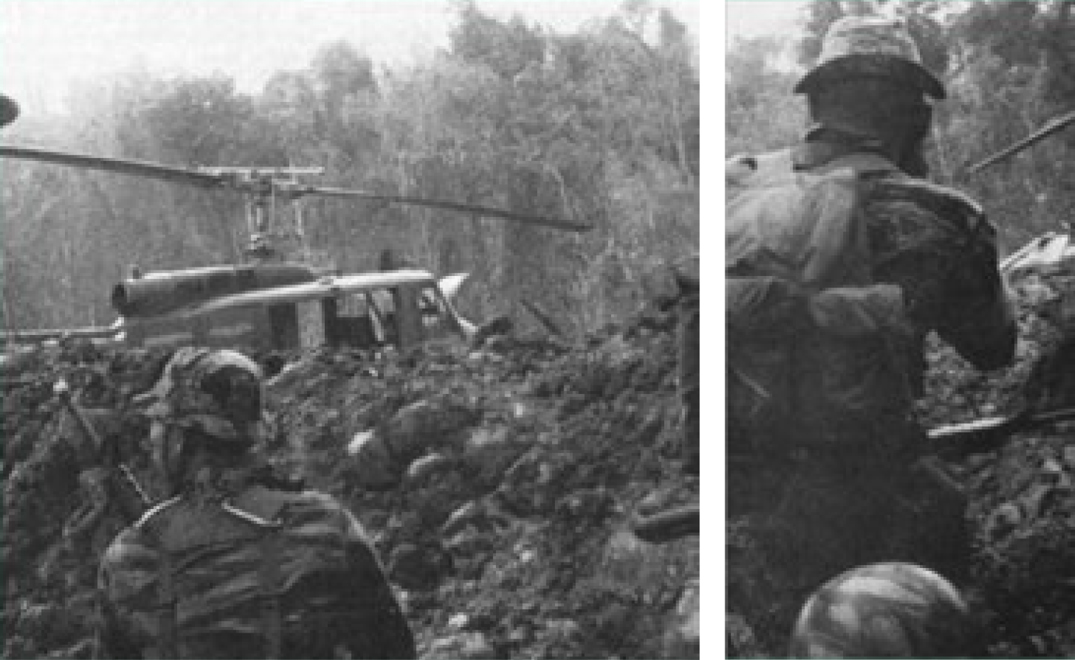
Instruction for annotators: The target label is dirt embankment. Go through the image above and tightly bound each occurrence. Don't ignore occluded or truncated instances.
[4,263,1073,658]
[2,298,699,660]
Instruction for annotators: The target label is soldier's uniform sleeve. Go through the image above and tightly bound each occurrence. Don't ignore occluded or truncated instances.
[336,506,418,659]
[864,178,1017,371]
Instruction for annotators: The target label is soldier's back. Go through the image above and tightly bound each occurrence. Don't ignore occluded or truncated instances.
[98,485,415,659]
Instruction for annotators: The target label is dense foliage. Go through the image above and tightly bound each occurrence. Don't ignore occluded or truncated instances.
[727,0,1075,252]
[0,0,699,335]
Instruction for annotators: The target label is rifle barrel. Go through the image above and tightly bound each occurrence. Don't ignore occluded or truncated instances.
[929,407,1075,458]
[968,110,1075,174]
[55,382,152,509]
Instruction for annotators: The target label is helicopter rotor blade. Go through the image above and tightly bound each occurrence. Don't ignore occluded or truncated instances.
[0,144,226,188]
[292,184,592,233]
[1,143,593,232]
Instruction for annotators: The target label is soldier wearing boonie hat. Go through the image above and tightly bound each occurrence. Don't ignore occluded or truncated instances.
[793,15,948,177]
[137,347,266,448]
[96,348,417,659]
[794,15,946,99]
[725,14,1016,648]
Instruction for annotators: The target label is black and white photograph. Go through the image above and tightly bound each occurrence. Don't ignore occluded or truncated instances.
[1,1,700,658]
[727,0,1075,657]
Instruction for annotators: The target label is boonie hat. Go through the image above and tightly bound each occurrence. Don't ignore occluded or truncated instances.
[794,16,945,99]
[139,347,264,443]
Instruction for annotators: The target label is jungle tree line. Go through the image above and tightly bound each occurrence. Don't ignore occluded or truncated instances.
[1,0,699,333]
[728,0,1075,253]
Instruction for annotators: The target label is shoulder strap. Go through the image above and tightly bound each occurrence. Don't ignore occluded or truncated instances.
[871,177,982,214]
[258,526,284,659]
[140,491,290,659]
[224,487,288,659]
[798,149,899,177]
[138,503,181,659]
[869,177,987,236]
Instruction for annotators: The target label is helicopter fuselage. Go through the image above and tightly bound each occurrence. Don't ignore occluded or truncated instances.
[2,265,476,354]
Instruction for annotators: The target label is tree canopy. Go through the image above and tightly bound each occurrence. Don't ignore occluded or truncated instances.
[1,1,699,334]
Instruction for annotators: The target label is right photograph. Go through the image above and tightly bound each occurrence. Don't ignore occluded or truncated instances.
[725,1,1075,658]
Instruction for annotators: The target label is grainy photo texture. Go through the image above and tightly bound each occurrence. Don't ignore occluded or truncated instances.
[726,1,1075,657]
[1,2,699,658]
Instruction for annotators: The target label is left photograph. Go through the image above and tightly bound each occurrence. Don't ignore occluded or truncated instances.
[1,1,700,658]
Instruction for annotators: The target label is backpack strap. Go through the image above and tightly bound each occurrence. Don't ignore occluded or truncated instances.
[140,491,289,659]
[258,526,284,659]
[137,498,182,658]
[155,542,179,658]
[222,489,288,659]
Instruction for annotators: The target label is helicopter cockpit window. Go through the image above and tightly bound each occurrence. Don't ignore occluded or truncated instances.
[337,294,367,318]
[420,286,447,328]
[325,293,381,348]
[420,287,443,315]
[368,289,395,317]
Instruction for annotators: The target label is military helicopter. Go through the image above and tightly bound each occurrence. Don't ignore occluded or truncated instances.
[0,140,590,354]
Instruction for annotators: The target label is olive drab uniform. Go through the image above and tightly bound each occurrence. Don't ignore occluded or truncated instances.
[726,141,1016,588]
[96,484,416,659]
[95,348,415,659]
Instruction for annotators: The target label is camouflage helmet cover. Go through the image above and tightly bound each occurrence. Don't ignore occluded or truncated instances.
[139,347,264,443]
[790,562,972,658]
[795,16,946,99]
[1,94,19,127]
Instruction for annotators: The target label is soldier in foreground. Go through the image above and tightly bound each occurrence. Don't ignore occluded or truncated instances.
[95,348,416,659]
[726,15,1016,618]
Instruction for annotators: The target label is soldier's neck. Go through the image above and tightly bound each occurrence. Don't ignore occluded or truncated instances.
[802,128,925,176]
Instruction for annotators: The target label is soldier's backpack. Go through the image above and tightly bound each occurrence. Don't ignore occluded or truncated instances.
[726,150,914,453]
[130,485,413,659]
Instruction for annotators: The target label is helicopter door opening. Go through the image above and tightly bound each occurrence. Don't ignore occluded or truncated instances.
[323,294,380,349]
[268,303,301,350]
[420,285,456,338]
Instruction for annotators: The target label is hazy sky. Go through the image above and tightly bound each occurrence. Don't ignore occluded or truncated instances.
[1,0,701,114]
[726,0,805,38]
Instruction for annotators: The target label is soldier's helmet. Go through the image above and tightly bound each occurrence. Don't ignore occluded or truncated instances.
[789,562,973,658]
[139,347,264,445]
[1,94,19,127]
[794,16,945,99]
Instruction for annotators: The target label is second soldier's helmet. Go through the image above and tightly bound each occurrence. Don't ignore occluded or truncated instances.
[140,348,265,445]
[789,562,974,658]
[794,16,945,99]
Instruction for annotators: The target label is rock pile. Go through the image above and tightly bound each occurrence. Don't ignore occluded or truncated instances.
[2,300,699,659]
[4,255,1072,658]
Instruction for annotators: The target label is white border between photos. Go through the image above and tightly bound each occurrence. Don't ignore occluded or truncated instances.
[701,2,725,658]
